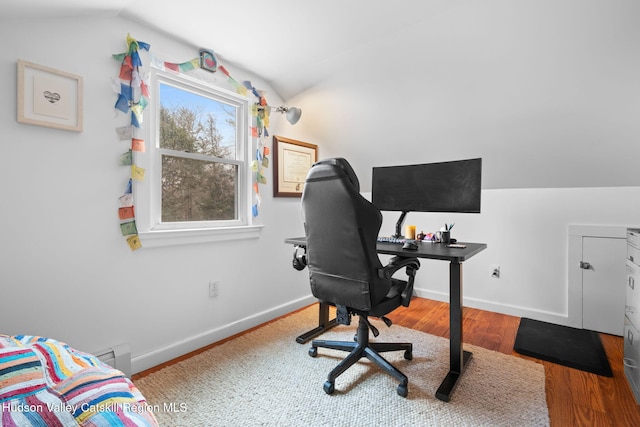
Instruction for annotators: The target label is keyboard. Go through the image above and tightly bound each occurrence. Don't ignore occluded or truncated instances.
[376,236,405,243]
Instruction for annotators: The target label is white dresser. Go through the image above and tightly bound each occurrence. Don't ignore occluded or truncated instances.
[625,228,640,403]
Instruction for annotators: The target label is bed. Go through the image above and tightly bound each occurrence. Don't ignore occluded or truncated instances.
[0,334,159,426]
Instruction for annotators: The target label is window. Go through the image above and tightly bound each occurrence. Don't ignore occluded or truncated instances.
[136,69,261,247]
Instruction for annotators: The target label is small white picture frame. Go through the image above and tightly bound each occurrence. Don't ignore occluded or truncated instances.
[17,59,83,132]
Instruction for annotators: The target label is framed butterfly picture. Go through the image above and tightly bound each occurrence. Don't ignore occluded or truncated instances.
[17,59,83,132]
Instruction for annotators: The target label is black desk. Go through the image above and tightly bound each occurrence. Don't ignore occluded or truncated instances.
[285,236,487,402]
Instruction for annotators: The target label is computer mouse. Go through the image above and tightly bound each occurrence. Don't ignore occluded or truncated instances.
[402,240,419,250]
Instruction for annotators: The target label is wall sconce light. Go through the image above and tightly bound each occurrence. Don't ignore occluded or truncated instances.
[274,106,302,125]
[258,105,302,125]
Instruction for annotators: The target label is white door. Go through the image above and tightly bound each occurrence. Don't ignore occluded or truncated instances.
[582,236,626,336]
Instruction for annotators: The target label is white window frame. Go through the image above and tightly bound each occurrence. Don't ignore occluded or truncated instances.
[135,68,262,248]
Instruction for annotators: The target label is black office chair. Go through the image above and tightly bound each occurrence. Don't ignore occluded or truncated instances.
[300,158,420,397]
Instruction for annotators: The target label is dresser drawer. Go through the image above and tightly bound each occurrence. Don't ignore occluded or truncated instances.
[629,229,640,267]
[628,244,640,267]
[624,319,640,403]
[627,260,640,329]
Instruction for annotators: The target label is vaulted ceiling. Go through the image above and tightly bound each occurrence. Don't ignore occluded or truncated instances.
[6,0,639,189]
[3,0,459,100]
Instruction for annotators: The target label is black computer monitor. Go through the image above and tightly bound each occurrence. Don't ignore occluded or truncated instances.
[372,158,482,237]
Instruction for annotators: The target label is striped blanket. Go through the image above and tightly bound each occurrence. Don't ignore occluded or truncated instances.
[0,335,158,426]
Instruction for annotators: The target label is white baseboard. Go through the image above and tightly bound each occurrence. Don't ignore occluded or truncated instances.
[413,288,569,326]
[131,295,316,374]
[133,288,572,375]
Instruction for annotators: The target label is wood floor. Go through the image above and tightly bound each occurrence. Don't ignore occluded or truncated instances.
[387,297,640,427]
[134,297,640,426]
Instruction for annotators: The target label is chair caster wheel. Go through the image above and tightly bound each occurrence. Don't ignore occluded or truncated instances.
[309,347,318,357]
[397,383,408,397]
[404,350,412,360]
[324,381,335,395]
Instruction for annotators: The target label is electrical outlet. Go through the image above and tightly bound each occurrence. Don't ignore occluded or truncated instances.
[209,281,219,297]
[490,265,500,279]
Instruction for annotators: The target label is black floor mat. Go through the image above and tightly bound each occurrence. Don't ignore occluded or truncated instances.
[513,318,612,377]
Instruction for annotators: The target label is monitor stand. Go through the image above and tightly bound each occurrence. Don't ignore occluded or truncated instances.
[393,211,408,239]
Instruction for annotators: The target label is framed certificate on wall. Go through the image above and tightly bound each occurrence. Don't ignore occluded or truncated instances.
[273,136,318,197]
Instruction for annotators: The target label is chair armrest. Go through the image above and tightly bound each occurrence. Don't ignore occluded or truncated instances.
[378,256,420,307]
[378,256,420,279]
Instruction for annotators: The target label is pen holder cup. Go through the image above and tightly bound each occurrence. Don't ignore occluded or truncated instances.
[441,230,451,244]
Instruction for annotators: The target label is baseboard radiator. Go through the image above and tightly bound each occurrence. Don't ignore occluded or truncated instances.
[95,343,132,378]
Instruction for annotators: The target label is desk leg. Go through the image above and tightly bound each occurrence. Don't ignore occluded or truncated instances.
[435,261,473,402]
[295,302,338,344]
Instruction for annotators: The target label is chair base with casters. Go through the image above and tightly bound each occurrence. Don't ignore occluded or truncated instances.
[308,312,413,397]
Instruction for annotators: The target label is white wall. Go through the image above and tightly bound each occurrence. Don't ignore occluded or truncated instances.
[372,187,640,325]
[1,1,638,375]
[283,0,640,324]
[0,15,311,373]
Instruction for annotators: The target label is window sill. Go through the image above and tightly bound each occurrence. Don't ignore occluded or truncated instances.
[138,224,264,248]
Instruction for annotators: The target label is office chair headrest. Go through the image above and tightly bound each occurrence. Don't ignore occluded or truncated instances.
[311,158,360,192]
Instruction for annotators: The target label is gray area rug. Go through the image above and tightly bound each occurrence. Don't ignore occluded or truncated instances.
[134,307,549,426]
